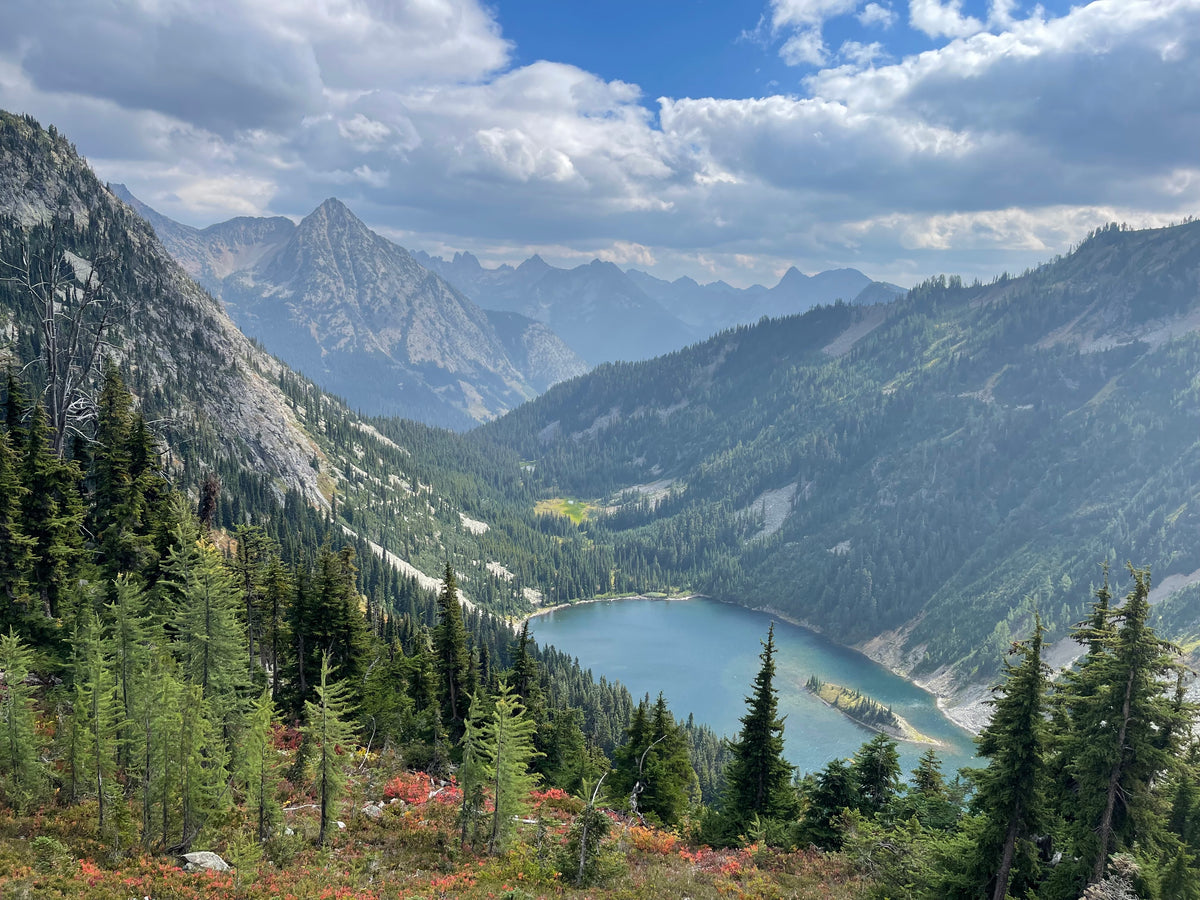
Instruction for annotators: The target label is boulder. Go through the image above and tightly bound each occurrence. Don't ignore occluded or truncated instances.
[181,851,230,872]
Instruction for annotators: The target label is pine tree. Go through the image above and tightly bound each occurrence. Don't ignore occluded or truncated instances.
[162,517,247,734]
[433,563,472,739]
[0,628,43,812]
[966,615,1049,900]
[303,651,357,846]
[1048,566,1192,896]
[20,402,84,622]
[849,733,901,816]
[0,430,34,632]
[238,687,283,842]
[721,623,797,839]
[466,679,541,855]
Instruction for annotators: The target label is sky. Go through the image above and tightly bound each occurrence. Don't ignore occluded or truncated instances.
[1,0,1199,288]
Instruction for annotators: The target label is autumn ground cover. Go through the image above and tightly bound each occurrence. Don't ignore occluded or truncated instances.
[0,765,862,900]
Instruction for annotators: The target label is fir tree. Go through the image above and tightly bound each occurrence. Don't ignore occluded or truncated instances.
[1048,566,1192,896]
[849,733,901,816]
[721,623,797,839]
[610,693,695,827]
[20,402,83,622]
[966,615,1049,900]
[303,651,357,846]
[0,430,34,632]
[433,563,472,739]
[0,628,43,812]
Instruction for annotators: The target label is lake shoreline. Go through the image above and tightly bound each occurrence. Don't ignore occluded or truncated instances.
[515,592,705,628]
[525,593,976,773]
[523,593,982,741]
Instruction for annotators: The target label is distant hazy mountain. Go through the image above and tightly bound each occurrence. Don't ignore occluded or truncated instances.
[417,248,906,363]
[113,188,587,427]
[626,265,906,333]
[415,250,697,366]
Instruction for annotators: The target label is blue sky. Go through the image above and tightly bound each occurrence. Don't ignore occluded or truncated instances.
[0,0,1196,288]
[499,0,1073,102]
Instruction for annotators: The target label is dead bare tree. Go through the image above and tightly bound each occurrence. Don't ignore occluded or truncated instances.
[1,223,115,456]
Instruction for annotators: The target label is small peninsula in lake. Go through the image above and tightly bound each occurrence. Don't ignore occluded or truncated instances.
[805,676,939,746]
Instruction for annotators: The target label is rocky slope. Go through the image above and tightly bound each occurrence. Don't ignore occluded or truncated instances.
[116,189,587,428]
[0,111,572,614]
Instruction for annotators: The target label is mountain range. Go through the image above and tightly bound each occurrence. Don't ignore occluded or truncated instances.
[415,248,906,365]
[112,187,587,429]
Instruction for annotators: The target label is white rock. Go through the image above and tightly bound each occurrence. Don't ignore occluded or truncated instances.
[181,851,230,872]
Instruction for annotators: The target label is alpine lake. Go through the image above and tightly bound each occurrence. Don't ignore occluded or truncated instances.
[528,596,977,779]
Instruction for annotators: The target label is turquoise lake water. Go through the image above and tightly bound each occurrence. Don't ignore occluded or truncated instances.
[528,596,977,779]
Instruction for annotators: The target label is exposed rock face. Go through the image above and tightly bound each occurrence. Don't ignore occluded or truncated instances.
[119,190,587,428]
[0,114,326,507]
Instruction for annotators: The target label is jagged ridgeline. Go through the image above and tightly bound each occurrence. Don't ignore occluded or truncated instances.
[474,222,1200,685]
[0,110,693,765]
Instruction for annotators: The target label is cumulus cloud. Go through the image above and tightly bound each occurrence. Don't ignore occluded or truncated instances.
[1,0,1199,288]
[908,0,984,39]
[857,3,896,28]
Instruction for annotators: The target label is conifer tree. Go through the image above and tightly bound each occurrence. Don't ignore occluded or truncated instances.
[610,693,695,827]
[162,517,246,733]
[303,651,357,846]
[0,628,43,811]
[850,733,901,816]
[175,682,228,852]
[1048,566,1191,896]
[21,402,84,622]
[238,687,283,842]
[468,679,541,855]
[68,609,120,832]
[966,615,1049,900]
[0,430,34,631]
[106,574,153,771]
[798,757,857,849]
[457,690,492,851]
[721,623,797,839]
[139,645,182,849]
[433,563,472,739]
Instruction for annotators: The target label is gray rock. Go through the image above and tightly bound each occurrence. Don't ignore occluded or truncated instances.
[181,851,230,872]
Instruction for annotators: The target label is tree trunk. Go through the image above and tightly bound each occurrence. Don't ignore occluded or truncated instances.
[993,805,1022,900]
[1093,668,1135,884]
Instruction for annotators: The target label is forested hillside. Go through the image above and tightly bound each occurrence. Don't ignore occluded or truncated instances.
[476,224,1200,690]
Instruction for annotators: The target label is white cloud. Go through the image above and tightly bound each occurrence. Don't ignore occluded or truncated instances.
[838,41,887,67]
[771,0,861,28]
[597,241,657,267]
[780,29,830,66]
[909,0,985,39]
[857,3,896,28]
[3,0,1200,289]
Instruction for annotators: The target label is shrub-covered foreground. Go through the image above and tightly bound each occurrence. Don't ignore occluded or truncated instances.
[0,763,861,900]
